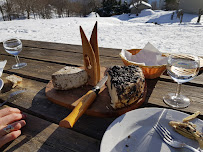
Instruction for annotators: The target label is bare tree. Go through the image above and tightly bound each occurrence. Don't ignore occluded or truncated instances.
[30,0,38,19]
[197,9,203,23]
[0,0,104,20]
[4,0,13,20]
[38,0,52,19]
[14,0,27,19]
[78,0,101,16]
[69,1,83,17]
[88,0,101,12]
[0,4,6,21]
[50,0,67,18]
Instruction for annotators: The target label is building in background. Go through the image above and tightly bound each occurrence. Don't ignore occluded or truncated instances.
[130,1,152,14]
[121,0,165,10]
[179,0,203,14]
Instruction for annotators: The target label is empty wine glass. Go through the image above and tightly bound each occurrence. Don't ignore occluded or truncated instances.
[3,38,27,69]
[163,54,200,108]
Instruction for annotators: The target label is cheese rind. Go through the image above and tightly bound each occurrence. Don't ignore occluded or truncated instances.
[106,65,145,109]
[52,66,88,90]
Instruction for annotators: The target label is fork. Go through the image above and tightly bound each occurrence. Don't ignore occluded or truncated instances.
[0,90,26,107]
[153,123,200,152]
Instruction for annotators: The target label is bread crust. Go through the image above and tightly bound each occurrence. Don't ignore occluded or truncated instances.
[169,111,203,149]
[6,75,22,88]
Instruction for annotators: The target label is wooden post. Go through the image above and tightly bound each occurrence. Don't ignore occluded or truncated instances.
[177,9,183,23]
[171,12,174,20]
[180,12,183,23]
[197,9,202,23]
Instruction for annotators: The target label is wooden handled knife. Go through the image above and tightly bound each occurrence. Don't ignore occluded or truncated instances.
[59,75,108,128]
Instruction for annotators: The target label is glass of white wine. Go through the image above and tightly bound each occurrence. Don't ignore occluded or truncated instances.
[3,38,27,69]
[163,54,200,108]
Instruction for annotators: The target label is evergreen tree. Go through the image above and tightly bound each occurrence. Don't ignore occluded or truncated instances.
[98,0,129,16]
[121,1,130,14]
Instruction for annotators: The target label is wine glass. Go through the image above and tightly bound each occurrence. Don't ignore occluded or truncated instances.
[3,38,27,69]
[163,54,200,108]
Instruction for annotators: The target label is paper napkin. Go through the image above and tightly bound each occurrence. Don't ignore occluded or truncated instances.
[121,42,167,66]
[0,60,7,77]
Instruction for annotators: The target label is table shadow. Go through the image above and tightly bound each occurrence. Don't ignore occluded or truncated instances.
[0,87,109,151]
[141,78,159,107]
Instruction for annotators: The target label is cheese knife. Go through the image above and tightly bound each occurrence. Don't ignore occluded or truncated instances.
[59,75,108,128]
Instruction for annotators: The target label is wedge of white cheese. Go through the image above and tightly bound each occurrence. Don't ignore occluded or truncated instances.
[52,66,88,90]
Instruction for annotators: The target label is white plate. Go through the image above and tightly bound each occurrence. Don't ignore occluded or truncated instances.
[100,108,202,152]
[0,78,4,90]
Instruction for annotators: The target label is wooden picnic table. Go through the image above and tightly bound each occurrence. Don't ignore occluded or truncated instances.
[0,40,202,152]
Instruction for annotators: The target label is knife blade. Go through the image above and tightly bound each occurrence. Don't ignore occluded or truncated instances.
[59,75,108,128]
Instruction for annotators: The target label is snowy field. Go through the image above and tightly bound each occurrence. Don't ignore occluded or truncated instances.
[0,9,203,56]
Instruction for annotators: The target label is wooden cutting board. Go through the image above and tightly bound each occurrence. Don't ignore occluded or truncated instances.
[45,67,147,117]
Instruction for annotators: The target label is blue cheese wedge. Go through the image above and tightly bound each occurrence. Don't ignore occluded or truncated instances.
[106,65,145,109]
[52,66,88,90]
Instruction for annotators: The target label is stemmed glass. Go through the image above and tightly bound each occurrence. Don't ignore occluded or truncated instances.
[3,38,27,69]
[163,54,200,108]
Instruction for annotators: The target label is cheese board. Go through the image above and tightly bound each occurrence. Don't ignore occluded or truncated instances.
[45,22,147,118]
[45,67,147,118]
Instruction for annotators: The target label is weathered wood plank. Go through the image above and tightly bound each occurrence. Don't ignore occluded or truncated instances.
[22,40,122,57]
[0,52,122,74]
[1,55,64,81]
[160,72,203,86]
[0,112,100,152]
[145,80,203,119]
[1,51,203,86]
[21,40,203,67]
[1,41,202,85]
[0,40,121,58]
[1,55,122,82]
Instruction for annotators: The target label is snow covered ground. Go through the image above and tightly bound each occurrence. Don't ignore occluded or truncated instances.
[0,9,203,56]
